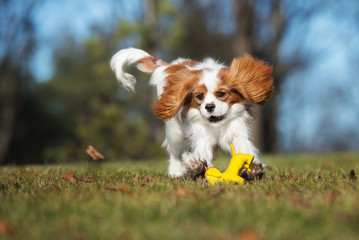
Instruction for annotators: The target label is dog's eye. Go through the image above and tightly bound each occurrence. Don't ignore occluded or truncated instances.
[196,94,203,100]
[217,91,226,98]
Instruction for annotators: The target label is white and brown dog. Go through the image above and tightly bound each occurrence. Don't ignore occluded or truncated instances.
[110,48,273,179]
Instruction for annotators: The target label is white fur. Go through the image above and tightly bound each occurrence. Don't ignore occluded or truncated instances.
[150,65,168,98]
[110,47,262,178]
[110,48,150,92]
[199,69,229,119]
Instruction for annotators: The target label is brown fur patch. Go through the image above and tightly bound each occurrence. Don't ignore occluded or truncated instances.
[152,69,203,119]
[224,54,273,105]
[137,56,168,73]
[164,63,188,74]
[181,60,198,67]
[215,68,246,106]
[190,84,207,109]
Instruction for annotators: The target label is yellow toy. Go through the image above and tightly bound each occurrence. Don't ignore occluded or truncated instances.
[205,144,254,185]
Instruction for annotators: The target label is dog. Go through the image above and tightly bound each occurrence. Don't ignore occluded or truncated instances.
[110,48,273,179]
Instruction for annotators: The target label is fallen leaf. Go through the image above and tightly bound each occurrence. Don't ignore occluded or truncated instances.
[61,170,77,183]
[327,190,340,205]
[0,221,12,235]
[349,170,357,181]
[105,185,137,196]
[238,229,261,240]
[176,188,189,196]
[86,145,105,160]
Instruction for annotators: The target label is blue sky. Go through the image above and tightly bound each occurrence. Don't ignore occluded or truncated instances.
[278,9,359,151]
[31,0,143,81]
[30,0,359,152]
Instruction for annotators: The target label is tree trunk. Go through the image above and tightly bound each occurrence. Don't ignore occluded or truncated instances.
[0,68,19,163]
[232,0,276,152]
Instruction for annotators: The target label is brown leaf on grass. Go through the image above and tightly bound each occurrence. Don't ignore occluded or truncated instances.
[176,188,189,196]
[238,229,261,240]
[327,190,340,205]
[105,185,137,196]
[86,145,105,160]
[61,170,77,183]
[349,170,357,181]
[61,170,95,183]
[0,221,13,235]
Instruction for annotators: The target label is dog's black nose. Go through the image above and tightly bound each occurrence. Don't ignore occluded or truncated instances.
[205,103,215,113]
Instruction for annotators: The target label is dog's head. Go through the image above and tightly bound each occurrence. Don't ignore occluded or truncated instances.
[150,55,273,125]
[111,48,273,125]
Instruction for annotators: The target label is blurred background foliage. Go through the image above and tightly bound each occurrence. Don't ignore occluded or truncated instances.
[1,0,359,164]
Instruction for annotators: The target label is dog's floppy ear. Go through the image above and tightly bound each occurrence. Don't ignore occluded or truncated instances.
[228,54,273,105]
[152,68,200,120]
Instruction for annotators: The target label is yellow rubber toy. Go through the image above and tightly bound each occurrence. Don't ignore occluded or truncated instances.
[205,144,254,185]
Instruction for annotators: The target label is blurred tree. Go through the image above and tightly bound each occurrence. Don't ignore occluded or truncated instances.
[31,34,160,162]
[0,0,41,163]
[4,0,358,164]
[16,0,183,163]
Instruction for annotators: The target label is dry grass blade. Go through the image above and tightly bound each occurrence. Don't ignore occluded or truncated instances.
[105,185,137,197]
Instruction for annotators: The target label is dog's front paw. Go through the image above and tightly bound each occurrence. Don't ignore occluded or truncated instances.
[240,163,265,181]
[184,160,209,180]
[182,152,209,180]
[168,159,185,178]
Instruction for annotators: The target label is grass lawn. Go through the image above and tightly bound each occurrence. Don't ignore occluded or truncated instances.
[1,152,359,240]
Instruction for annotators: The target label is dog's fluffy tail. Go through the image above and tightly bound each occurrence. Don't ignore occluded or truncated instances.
[110,48,166,92]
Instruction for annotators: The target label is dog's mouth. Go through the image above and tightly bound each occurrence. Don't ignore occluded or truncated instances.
[208,115,226,123]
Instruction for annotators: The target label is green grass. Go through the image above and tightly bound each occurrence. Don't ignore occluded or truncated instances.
[1,153,359,240]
